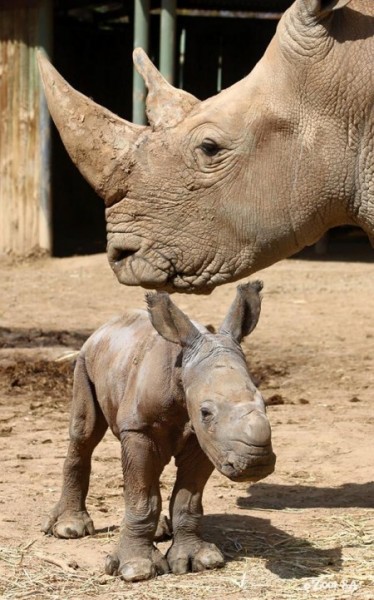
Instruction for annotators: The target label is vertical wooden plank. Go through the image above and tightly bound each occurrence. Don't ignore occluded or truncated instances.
[0,0,52,256]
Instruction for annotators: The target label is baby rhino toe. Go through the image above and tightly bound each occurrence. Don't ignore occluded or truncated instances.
[42,510,94,538]
[105,547,169,582]
[192,542,225,572]
[167,540,225,574]
[120,558,156,582]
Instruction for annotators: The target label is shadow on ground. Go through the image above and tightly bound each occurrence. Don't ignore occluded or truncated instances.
[202,513,342,579]
[237,482,374,510]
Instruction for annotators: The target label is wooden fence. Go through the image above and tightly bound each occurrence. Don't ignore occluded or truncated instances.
[0,0,52,255]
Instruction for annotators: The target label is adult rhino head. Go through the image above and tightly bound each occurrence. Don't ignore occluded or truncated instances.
[38,0,373,293]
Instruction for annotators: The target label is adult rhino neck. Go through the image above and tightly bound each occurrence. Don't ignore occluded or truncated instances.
[231,27,369,258]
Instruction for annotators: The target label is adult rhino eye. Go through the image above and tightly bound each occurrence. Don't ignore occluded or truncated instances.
[201,406,213,422]
[200,138,220,157]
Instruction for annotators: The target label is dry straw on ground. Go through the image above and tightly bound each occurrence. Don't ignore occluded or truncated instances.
[1,511,373,600]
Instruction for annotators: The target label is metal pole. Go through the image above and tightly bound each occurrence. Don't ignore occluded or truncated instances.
[37,0,53,253]
[160,0,176,84]
[133,0,150,124]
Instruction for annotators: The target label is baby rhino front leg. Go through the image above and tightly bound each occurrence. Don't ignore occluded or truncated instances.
[105,432,169,582]
[167,437,225,574]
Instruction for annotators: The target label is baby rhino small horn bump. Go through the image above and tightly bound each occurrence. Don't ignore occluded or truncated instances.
[246,411,271,446]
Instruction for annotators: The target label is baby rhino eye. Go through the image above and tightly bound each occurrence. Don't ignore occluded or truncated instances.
[200,138,220,157]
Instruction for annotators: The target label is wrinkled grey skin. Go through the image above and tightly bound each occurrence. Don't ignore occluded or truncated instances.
[42,282,275,582]
[38,0,373,294]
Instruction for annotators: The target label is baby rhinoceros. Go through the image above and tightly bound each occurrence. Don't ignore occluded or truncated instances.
[42,281,275,581]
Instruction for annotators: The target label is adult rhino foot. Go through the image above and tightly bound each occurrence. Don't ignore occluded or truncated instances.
[105,546,169,582]
[41,508,95,538]
[167,538,225,574]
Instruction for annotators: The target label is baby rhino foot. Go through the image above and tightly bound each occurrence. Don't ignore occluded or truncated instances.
[167,539,225,575]
[105,546,169,582]
[154,513,172,542]
[41,508,95,538]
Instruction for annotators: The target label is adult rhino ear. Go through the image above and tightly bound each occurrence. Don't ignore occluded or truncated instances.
[133,48,199,130]
[297,0,351,20]
[219,281,263,344]
[146,292,202,347]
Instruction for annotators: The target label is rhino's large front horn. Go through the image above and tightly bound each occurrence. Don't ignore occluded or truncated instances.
[37,52,145,206]
[133,48,199,129]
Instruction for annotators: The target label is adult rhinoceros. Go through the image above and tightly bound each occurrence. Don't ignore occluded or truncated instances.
[38,0,373,293]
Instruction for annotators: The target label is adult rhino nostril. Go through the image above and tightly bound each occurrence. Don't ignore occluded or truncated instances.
[114,249,136,263]
[109,246,138,265]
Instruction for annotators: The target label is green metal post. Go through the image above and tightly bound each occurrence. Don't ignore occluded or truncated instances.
[132,0,150,124]
[160,0,176,84]
[37,0,53,252]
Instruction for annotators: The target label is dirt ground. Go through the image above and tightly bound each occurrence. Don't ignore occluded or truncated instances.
[0,252,373,600]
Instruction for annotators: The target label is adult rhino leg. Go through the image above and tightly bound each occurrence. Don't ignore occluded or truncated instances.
[41,356,108,538]
[167,436,225,574]
[105,431,169,582]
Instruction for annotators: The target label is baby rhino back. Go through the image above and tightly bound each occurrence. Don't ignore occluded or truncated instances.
[79,309,185,438]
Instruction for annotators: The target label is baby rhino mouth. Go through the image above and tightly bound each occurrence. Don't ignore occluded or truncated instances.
[219,448,276,483]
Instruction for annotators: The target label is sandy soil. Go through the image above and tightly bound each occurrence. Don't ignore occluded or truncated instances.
[0,252,373,600]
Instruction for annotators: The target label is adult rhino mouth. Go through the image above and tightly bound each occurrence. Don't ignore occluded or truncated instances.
[107,240,223,294]
[108,240,172,288]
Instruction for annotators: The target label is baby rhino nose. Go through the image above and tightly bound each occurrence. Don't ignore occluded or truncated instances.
[245,410,271,446]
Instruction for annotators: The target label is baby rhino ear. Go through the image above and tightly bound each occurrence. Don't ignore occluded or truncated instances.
[146,292,201,347]
[219,281,263,344]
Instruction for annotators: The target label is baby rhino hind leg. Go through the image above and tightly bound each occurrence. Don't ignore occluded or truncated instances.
[42,356,108,538]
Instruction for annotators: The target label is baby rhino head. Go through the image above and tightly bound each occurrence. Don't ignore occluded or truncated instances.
[146,281,276,483]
